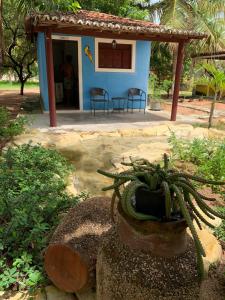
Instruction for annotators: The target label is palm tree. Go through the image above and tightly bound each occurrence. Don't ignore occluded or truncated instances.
[146,0,225,53]
[198,63,225,128]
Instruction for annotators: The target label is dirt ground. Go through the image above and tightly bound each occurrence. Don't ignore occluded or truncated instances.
[162,99,225,118]
[1,89,225,119]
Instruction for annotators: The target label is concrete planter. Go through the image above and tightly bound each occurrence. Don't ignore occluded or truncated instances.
[117,203,188,257]
[150,101,161,111]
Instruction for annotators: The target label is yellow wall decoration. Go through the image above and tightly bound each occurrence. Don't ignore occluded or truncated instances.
[84,45,94,64]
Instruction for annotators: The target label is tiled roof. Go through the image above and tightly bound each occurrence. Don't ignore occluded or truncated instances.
[28,10,206,39]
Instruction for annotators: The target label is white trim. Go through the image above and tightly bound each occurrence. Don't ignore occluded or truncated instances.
[95,38,136,73]
[51,34,83,111]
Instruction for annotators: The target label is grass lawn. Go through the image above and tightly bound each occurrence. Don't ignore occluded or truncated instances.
[0,81,39,90]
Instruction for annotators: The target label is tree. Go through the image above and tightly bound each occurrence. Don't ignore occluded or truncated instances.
[18,0,149,19]
[2,0,36,95]
[0,0,3,67]
[198,63,225,128]
[2,0,82,94]
[150,42,173,84]
[144,0,225,53]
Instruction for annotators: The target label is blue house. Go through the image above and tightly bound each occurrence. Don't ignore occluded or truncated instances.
[37,33,150,112]
[26,10,205,126]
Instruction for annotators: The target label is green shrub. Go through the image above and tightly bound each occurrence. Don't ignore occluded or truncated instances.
[0,107,27,141]
[169,133,225,183]
[0,144,84,292]
[214,207,225,242]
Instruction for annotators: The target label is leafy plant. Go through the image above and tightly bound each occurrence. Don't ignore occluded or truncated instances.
[162,79,173,98]
[0,107,27,142]
[0,253,44,291]
[98,154,225,279]
[197,63,225,128]
[169,133,225,184]
[0,143,84,291]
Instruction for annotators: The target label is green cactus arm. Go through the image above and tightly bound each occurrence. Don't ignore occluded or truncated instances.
[189,210,202,230]
[183,191,214,229]
[176,181,225,220]
[111,191,117,223]
[172,172,225,185]
[144,174,153,187]
[163,153,169,171]
[151,173,159,190]
[120,181,132,215]
[97,169,135,181]
[196,250,205,280]
[176,181,216,220]
[171,184,206,257]
[196,195,225,220]
[171,184,206,279]
[176,177,216,202]
[102,177,129,191]
[123,181,159,221]
[161,181,172,220]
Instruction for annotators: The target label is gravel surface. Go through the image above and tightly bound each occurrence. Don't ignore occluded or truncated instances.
[97,228,200,300]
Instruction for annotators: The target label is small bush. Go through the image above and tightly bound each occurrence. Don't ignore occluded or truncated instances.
[0,144,84,291]
[169,133,225,183]
[0,107,27,141]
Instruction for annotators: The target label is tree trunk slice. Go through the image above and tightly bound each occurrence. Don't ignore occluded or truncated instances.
[44,197,112,293]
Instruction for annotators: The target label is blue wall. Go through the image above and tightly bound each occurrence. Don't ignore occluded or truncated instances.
[37,33,151,111]
[37,33,49,111]
[82,37,151,110]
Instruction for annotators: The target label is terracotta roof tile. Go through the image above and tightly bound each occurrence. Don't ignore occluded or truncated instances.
[27,9,207,40]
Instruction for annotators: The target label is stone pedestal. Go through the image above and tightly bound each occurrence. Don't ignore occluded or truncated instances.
[97,228,200,300]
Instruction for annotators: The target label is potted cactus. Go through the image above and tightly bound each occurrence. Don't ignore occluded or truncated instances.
[97,154,225,279]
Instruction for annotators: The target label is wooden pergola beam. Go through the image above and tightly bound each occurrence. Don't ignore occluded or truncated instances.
[171,41,185,121]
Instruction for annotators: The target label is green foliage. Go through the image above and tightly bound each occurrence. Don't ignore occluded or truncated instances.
[214,207,225,242]
[98,154,225,279]
[17,0,148,19]
[0,253,45,291]
[150,43,173,83]
[0,144,83,291]
[3,0,37,94]
[18,0,81,13]
[197,63,225,95]
[0,107,27,141]
[162,79,173,97]
[169,133,225,183]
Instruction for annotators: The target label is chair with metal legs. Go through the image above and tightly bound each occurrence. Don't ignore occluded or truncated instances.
[90,88,110,116]
[127,88,146,113]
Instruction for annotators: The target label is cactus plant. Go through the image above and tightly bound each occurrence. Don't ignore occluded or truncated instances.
[97,154,225,279]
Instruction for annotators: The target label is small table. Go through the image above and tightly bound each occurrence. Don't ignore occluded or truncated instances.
[111,97,127,113]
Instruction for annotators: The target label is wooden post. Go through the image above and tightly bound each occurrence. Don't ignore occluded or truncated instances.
[45,29,57,127]
[171,41,185,121]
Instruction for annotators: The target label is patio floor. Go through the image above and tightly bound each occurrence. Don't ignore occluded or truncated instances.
[27,109,200,131]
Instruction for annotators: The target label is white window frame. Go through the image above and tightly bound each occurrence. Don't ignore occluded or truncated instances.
[95,38,136,73]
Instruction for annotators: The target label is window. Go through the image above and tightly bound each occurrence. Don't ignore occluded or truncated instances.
[95,39,136,72]
[99,43,132,69]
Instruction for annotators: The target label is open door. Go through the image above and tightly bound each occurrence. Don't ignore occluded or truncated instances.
[52,39,79,109]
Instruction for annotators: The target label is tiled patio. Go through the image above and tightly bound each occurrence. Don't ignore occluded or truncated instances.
[27,109,203,131]
[28,110,166,131]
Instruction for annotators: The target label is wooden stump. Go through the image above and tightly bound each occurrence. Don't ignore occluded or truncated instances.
[97,228,200,300]
[44,197,112,293]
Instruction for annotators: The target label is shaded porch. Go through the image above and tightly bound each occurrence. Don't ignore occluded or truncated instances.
[27,109,198,131]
